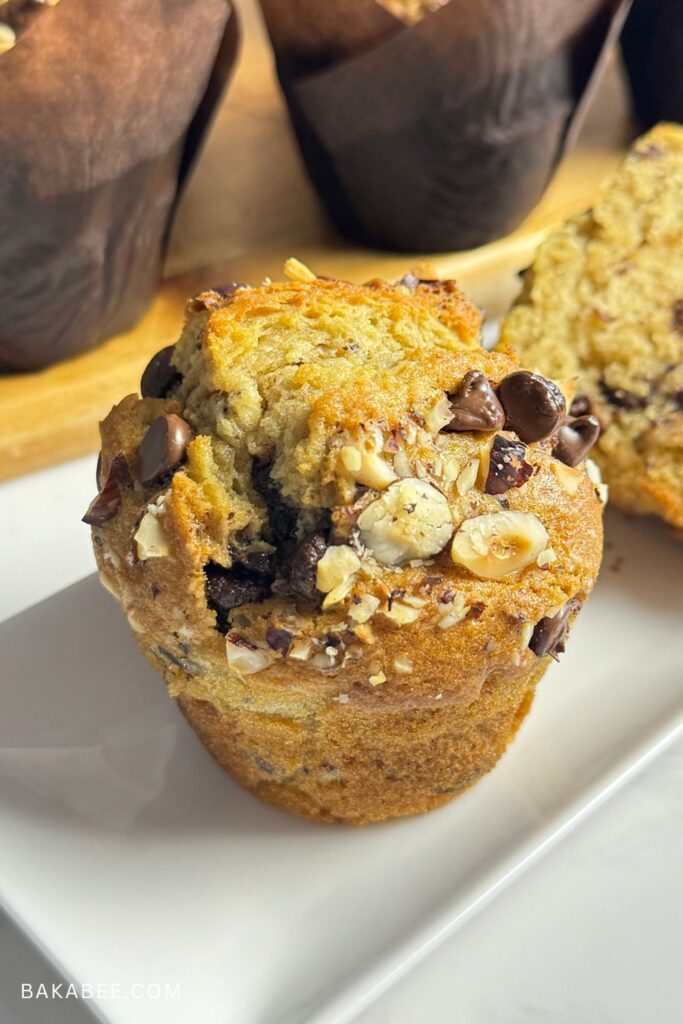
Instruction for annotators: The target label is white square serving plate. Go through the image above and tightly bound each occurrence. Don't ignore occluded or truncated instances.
[0,507,681,1024]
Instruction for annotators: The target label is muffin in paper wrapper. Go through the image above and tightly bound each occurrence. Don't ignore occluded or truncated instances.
[0,0,238,371]
[260,0,631,252]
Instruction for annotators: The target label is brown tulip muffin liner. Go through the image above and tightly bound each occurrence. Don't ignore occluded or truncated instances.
[260,0,630,252]
[0,0,238,371]
[621,0,683,129]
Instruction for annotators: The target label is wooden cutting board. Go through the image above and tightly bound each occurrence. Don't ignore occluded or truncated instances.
[0,1,633,484]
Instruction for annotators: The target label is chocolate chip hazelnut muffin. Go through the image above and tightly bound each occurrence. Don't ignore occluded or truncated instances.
[500,124,683,534]
[85,261,604,825]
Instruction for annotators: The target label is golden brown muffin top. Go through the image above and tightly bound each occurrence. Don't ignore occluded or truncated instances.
[87,264,603,708]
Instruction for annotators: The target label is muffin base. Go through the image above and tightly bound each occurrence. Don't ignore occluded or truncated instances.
[178,661,547,825]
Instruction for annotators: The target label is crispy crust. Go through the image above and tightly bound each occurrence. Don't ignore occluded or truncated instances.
[91,273,603,824]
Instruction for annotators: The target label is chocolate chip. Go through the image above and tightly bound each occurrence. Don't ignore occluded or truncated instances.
[140,346,181,399]
[288,531,328,603]
[444,371,505,432]
[82,452,129,526]
[497,371,566,442]
[552,415,601,467]
[231,546,274,577]
[671,300,683,336]
[465,601,485,620]
[138,414,193,487]
[484,435,533,495]
[529,598,581,659]
[265,625,293,655]
[252,460,300,555]
[204,562,271,634]
[599,382,646,410]
[569,393,592,417]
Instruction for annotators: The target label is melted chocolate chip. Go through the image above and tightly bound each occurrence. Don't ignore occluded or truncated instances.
[265,625,294,655]
[497,371,566,442]
[288,531,328,603]
[204,563,271,634]
[569,393,592,417]
[444,371,505,432]
[140,346,181,399]
[599,382,646,410]
[485,435,533,495]
[82,453,129,526]
[529,598,581,659]
[231,546,274,577]
[552,415,601,467]
[138,414,193,487]
[252,460,300,555]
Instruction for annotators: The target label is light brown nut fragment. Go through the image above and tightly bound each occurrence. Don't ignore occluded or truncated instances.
[551,459,584,495]
[357,477,453,565]
[134,509,170,560]
[456,458,479,496]
[316,545,361,593]
[226,638,272,675]
[451,511,549,579]
[348,593,380,624]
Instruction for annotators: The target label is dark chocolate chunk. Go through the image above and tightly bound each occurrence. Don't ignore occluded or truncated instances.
[252,459,300,555]
[288,531,328,603]
[466,602,485,620]
[204,562,271,634]
[444,371,505,432]
[231,545,274,577]
[485,435,533,495]
[552,415,601,467]
[265,625,294,655]
[529,598,581,659]
[140,346,181,399]
[82,452,129,526]
[672,300,683,335]
[138,414,193,487]
[569,393,592,417]
[497,371,566,442]
[599,382,647,410]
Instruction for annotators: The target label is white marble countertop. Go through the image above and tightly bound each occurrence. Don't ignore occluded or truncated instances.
[0,455,680,1024]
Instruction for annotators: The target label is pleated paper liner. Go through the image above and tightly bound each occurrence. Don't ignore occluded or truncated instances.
[261,0,631,253]
[0,0,238,372]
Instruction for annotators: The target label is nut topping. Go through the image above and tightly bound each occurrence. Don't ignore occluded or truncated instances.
[315,544,361,594]
[529,598,581,659]
[138,414,193,487]
[134,507,170,560]
[444,371,505,432]
[357,478,453,565]
[552,415,600,467]
[497,371,566,442]
[450,510,549,579]
[484,435,533,495]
